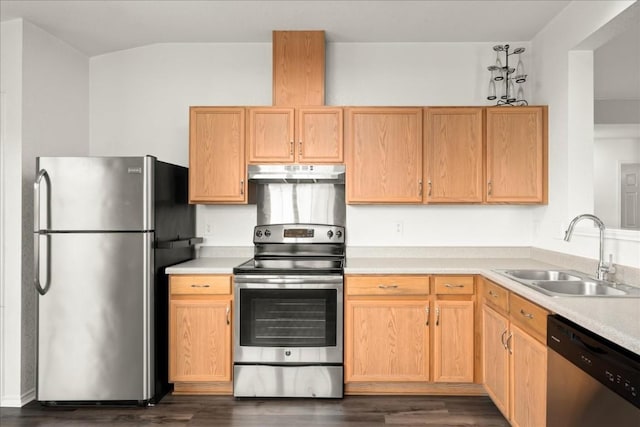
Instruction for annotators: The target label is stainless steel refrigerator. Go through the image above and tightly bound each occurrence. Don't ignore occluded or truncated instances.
[34,156,197,405]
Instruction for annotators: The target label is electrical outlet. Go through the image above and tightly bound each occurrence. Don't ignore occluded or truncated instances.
[393,221,403,235]
[205,222,213,235]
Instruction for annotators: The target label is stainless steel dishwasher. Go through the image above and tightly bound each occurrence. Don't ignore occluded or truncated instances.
[547,315,640,426]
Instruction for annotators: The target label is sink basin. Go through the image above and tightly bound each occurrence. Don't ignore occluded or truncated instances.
[534,280,629,296]
[505,270,582,281]
[494,269,640,298]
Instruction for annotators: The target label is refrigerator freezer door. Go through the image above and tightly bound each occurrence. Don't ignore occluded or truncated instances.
[36,232,154,402]
[35,156,154,232]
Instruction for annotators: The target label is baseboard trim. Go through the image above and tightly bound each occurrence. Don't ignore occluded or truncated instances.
[1,387,36,407]
[345,382,486,395]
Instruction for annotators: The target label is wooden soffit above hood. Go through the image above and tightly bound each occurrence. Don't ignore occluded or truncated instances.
[273,30,325,106]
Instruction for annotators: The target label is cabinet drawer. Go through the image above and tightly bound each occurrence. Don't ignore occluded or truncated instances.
[482,279,509,313]
[346,275,429,296]
[509,293,549,343]
[433,276,474,295]
[170,275,232,295]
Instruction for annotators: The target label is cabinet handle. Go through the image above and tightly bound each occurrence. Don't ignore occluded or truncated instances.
[378,284,399,289]
[520,309,534,319]
[425,305,430,326]
[506,332,513,354]
[427,180,432,197]
[500,330,508,349]
[436,306,440,326]
[191,284,210,288]
[298,140,303,159]
[418,180,423,197]
[226,305,230,325]
[444,283,464,288]
[488,290,499,298]
[487,180,493,196]
[290,140,294,155]
[240,180,244,195]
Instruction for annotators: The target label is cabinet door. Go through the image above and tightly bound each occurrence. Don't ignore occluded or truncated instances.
[169,299,231,382]
[273,31,325,106]
[482,304,510,419]
[486,106,547,203]
[433,300,475,383]
[510,323,547,427]
[424,107,483,203]
[247,107,295,163]
[189,107,246,203]
[345,300,429,382]
[346,108,423,203]
[297,107,343,163]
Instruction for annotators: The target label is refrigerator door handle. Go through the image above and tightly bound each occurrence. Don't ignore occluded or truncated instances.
[34,169,51,295]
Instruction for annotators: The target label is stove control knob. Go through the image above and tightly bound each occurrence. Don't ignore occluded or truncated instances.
[255,230,263,238]
[264,229,271,237]
[327,230,334,238]
[336,230,343,238]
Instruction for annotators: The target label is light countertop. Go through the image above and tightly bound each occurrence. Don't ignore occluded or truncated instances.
[166,256,640,355]
[165,257,249,274]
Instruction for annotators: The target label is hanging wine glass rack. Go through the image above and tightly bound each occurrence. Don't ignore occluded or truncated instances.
[487,44,528,106]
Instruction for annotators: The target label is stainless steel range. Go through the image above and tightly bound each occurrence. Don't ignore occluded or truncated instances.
[233,223,345,398]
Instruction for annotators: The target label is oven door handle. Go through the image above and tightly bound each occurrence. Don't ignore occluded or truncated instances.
[234,276,343,288]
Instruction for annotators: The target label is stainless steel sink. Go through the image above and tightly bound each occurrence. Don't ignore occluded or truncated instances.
[504,270,582,281]
[535,280,629,296]
[494,269,640,298]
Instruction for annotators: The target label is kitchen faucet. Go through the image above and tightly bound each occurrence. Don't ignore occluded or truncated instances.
[563,214,612,281]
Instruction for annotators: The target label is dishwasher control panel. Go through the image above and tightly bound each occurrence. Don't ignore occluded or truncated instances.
[548,315,640,409]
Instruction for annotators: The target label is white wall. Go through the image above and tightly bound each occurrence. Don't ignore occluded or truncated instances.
[1,18,25,409]
[594,19,640,101]
[0,19,89,407]
[90,41,537,248]
[531,1,640,268]
[595,99,640,124]
[594,125,640,228]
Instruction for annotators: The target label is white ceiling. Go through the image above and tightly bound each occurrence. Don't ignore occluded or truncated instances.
[0,0,571,57]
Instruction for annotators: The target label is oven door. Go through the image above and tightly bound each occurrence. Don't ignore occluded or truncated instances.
[234,275,343,365]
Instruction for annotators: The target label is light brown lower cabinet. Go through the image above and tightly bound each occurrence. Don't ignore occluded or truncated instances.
[509,323,547,427]
[482,303,510,416]
[482,279,548,427]
[344,275,481,395]
[168,275,233,394]
[345,299,430,382]
[433,299,475,383]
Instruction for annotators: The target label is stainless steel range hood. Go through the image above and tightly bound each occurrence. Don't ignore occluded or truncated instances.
[247,164,345,184]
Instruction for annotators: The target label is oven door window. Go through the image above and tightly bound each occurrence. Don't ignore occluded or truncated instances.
[239,289,337,347]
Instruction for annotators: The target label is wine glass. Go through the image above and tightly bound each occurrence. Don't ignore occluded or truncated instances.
[517,84,525,102]
[487,78,497,101]
[515,54,527,83]
[493,47,504,81]
[507,79,516,103]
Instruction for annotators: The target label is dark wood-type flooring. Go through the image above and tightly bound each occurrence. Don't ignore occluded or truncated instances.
[1,394,509,426]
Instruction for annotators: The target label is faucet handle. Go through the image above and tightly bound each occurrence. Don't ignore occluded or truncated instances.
[607,254,616,272]
[602,254,616,282]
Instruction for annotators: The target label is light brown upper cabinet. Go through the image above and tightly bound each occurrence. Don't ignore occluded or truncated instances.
[485,106,548,204]
[346,107,423,203]
[247,107,343,164]
[189,107,247,203]
[424,107,484,203]
[273,31,325,106]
